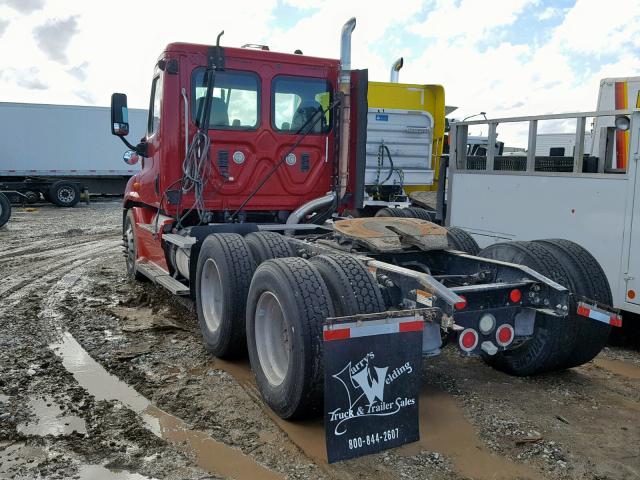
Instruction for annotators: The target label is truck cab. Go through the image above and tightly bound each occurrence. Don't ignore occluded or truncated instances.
[118,43,350,223]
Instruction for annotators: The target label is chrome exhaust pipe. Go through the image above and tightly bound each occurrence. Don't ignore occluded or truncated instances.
[338,17,356,200]
[286,192,336,226]
[390,57,403,83]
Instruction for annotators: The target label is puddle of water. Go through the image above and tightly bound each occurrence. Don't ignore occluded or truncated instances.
[0,394,9,402]
[17,396,86,436]
[50,332,283,480]
[213,358,539,480]
[593,357,640,380]
[213,358,329,464]
[77,464,154,480]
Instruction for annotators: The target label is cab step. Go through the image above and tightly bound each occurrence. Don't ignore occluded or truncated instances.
[136,259,190,296]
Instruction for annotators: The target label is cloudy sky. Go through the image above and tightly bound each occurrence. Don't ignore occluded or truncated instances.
[0,0,639,143]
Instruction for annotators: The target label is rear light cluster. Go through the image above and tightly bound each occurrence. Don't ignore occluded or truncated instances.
[454,288,520,354]
[458,323,515,354]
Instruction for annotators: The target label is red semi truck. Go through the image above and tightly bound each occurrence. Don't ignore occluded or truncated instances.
[110,18,620,445]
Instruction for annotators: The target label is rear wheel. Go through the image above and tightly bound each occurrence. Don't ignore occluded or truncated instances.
[478,241,579,376]
[446,227,480,255]
[196,233,256,357]
[0,193,11,228]
[48,181,80,207]
[246,258,334,419]
[375,207,406,217]
[309,253,385,317]
[402,206,433,221]
[533,239,612,368]
[245,231,294,265]
[123,210,146,282]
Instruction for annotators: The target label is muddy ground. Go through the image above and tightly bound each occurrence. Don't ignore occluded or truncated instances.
[1,201,639,480]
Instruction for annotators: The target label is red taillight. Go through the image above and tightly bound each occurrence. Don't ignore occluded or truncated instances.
[455,295,467,310]
[459,328,478,352]
[496,324,514,346]
[509,289,522,303]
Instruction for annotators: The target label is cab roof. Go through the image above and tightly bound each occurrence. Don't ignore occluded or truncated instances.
[163,42,340,70]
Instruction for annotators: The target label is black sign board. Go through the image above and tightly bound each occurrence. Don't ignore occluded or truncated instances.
[323,316,423,463]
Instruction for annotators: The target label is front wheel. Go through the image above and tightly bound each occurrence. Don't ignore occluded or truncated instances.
[123,210,146,282]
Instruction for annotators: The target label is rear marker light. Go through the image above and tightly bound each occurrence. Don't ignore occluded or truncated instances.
[455,295,467,310]
[509,289,522,303]
[628,289,636,300]
[496,324,514,347]
[459,328,478,352]
[479,313,496,334]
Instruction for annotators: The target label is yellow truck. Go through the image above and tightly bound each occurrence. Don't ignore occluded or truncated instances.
[362,58,446,217]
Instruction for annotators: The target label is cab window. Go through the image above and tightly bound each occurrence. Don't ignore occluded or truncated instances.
[272,76,331,134]
[192,69,259,130]
[148,75,162,135]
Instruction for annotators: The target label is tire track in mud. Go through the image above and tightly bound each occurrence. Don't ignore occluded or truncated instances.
[32,257,285,480]
[0,239,121,302]
[0,231,118,262]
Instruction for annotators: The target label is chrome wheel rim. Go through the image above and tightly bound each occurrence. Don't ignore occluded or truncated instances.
[201,258,224,333]
[255,291,290,386]
[57,186,75,203]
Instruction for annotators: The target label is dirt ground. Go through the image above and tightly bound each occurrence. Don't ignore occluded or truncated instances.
[1,201,639,480]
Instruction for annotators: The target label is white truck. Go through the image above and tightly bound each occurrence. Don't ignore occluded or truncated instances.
[444,105,640,319]
[0,102,147,206]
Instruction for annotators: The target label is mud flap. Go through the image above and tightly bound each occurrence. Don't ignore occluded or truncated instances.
[323,315,424,463]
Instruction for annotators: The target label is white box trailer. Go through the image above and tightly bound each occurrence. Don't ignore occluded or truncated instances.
[444,108,640,316]
[535,132,593,157]
[0,102,147,206]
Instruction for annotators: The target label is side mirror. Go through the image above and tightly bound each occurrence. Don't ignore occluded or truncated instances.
[123,150,139,165]
[111,93,129,136]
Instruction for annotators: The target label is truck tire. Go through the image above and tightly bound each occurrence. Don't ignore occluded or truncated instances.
[375,207,406,217]
[310,254,385,317]
[0,193,11,228]
[478,241,579,376]
[123,210,147,282]
[196,233,256,358]
[402,207,433,221]
[246,257,334,419]
[533,239,612,368]
[446,227,480,255]
[245,231,294,265]
[48,181,80,207]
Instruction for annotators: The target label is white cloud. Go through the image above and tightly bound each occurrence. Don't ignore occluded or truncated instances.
[0,0,637,149]
[0,0,45,14]
[410,0,537,44]
[537,7,558,20]
[33,15,80,64]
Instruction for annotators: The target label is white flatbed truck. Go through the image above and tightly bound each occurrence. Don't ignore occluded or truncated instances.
[445,108,640,318]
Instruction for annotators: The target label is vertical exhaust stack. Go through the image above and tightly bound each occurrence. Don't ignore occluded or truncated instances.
[390,57,403,83]
[338,17,356,200]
